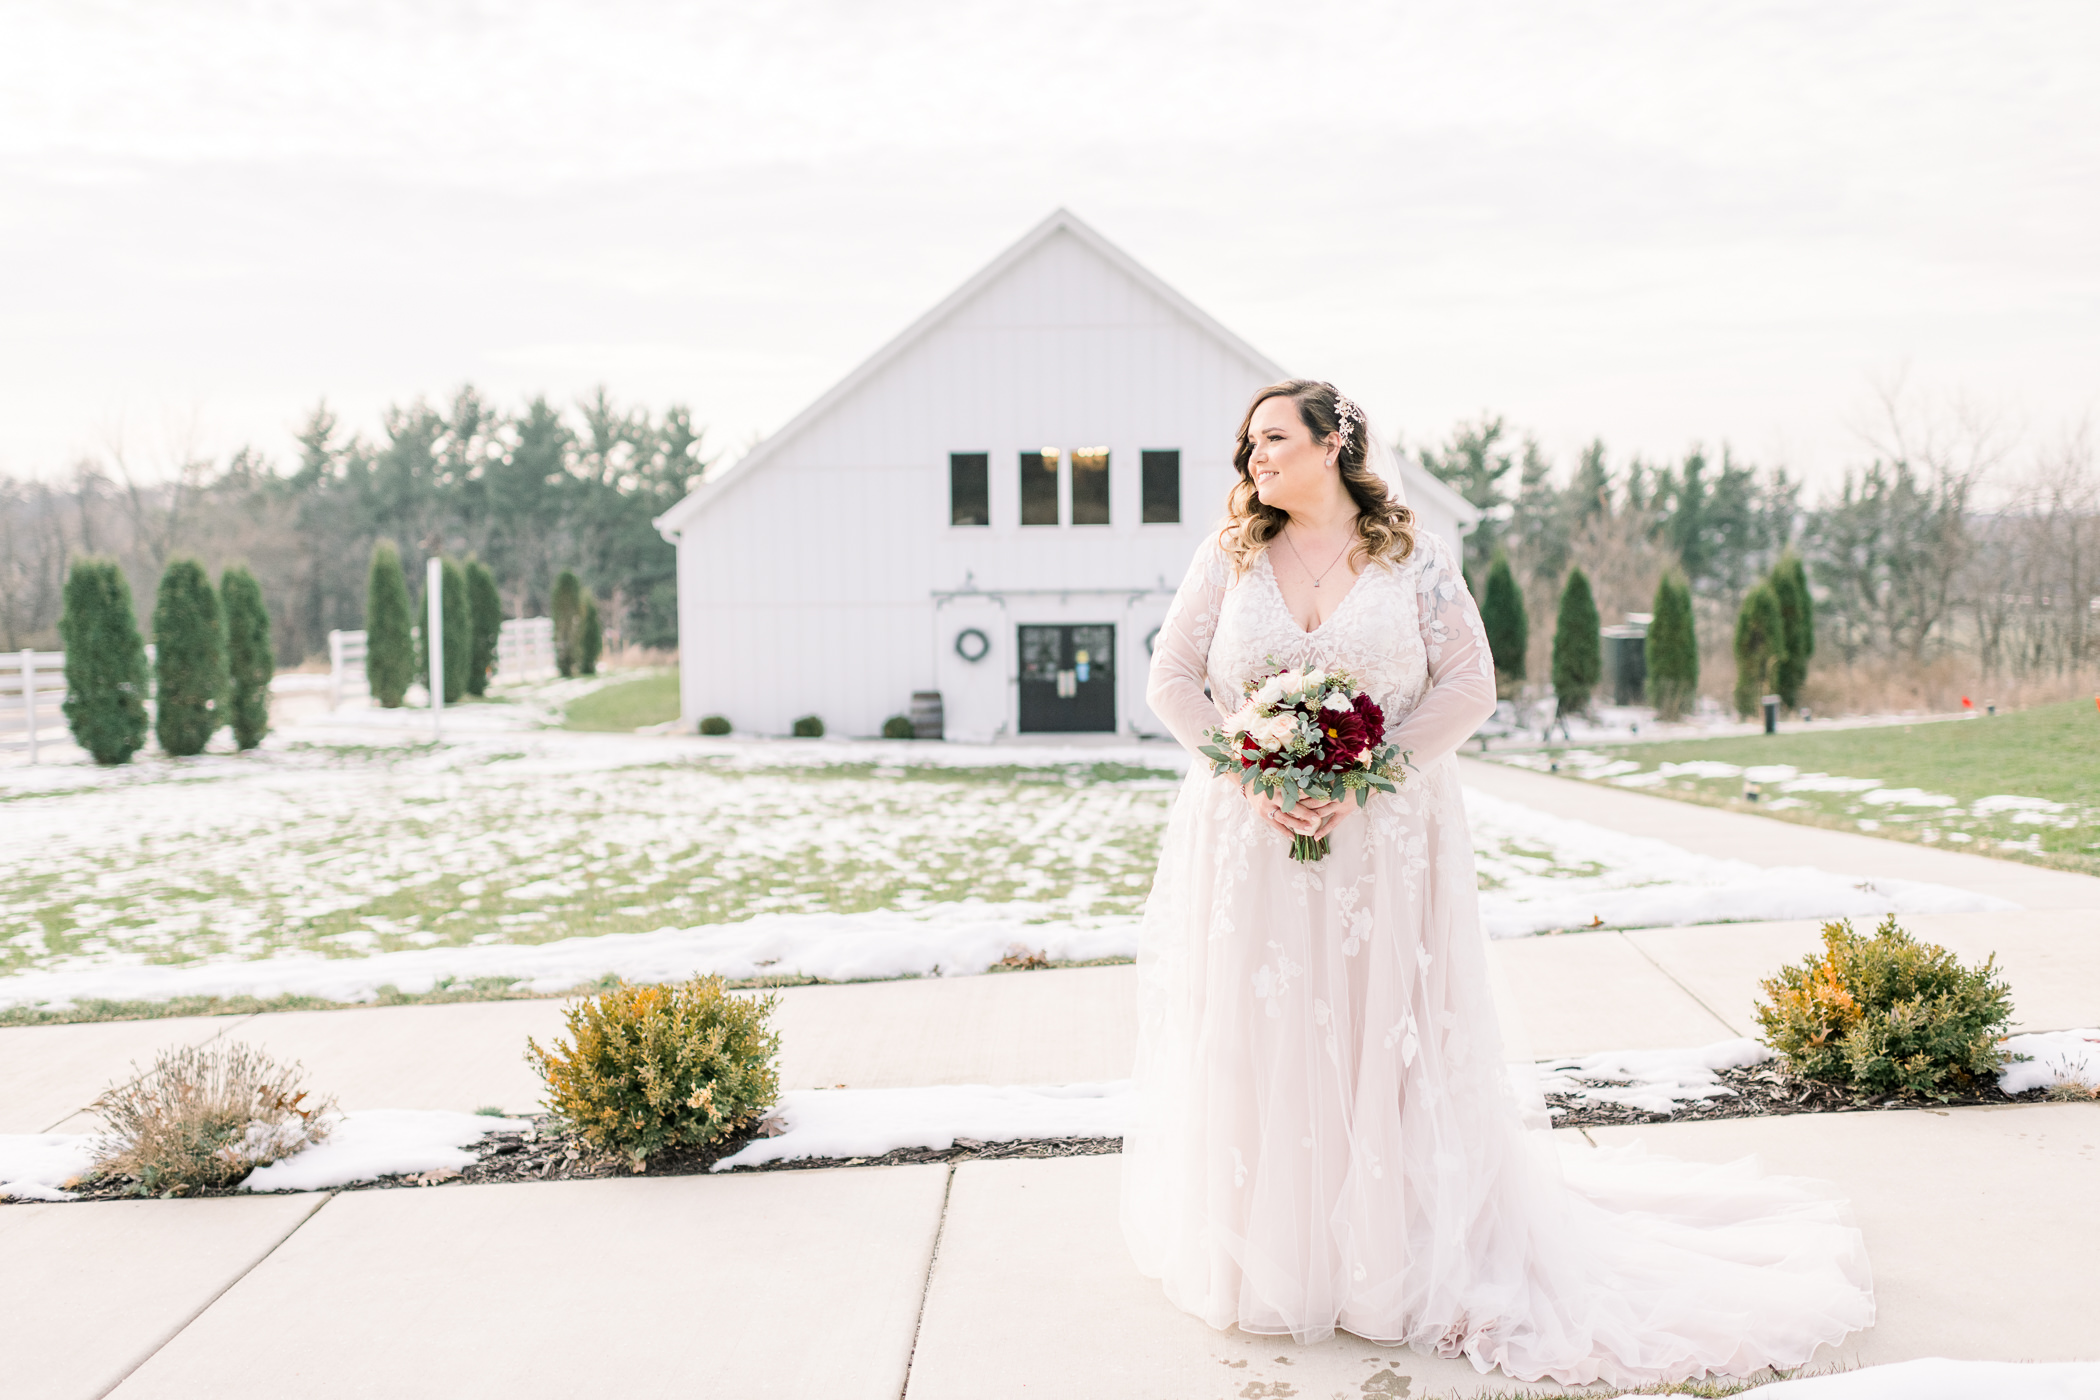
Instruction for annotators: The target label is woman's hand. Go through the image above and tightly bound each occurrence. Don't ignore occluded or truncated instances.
[1245,786,1349,841]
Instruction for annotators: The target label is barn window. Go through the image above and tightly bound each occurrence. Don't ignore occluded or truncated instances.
[1020,447,1060,526]
[1071,447,1110,525]
[1142,450,1181,523]
[949,452,989,526]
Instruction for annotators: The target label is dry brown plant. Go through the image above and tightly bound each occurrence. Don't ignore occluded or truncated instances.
[92,1041,334,1193]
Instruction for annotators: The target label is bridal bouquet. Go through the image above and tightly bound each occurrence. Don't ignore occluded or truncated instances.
[1198,665,1408,862]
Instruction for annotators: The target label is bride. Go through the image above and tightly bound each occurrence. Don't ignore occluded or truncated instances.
[1121,379,1875,1386]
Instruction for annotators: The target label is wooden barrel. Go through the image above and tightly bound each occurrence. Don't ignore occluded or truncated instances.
[910,691,944,741]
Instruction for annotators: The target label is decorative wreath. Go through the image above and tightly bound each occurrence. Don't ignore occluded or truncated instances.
[954,627,991,663]
[1144,627,1159,657]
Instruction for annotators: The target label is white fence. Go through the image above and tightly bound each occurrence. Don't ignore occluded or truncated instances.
[327,616,556,707]
[1,650,66,762]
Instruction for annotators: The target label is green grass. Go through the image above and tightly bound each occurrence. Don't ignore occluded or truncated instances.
[563,672,681,732]
[1513,699,2100,875]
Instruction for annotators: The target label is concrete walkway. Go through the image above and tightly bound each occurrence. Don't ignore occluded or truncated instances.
[5,777,2097,1398]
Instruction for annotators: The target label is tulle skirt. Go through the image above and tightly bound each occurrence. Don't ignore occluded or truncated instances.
[1119,756,1875,1386]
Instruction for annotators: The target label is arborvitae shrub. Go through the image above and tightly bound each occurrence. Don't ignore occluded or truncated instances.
[882,714,915,739]
[791,714,824,738]
[552,570,582,678]
[91,1041,333,1194]
[1479,549,1528,697]
[579,592,602,676]
[436,556,469,704]
[365,541,414,708]
[59,557,150,765]
[1732,582,1786,719]
[153,558,228,757]
[1550,567,1602,717]
[526,977,781,1171]
[220,565,274,751]
[465,559,502,696]
[1756,915,2015,1100]
[698,714,731,736]
[1769,551,1815,709]
[1645,571,1699,721]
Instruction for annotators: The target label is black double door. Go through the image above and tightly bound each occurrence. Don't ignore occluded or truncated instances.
[1018,624,1115,732]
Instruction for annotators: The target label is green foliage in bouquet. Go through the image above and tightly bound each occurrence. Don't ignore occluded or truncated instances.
[1755,914,2016,1100]
[526,977,781,1171]
[153,557,228,758]
[220,565,274,751]
[59,557,150,765]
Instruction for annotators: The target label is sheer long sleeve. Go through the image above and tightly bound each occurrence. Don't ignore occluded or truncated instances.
[1386,532,1497,767]
[1146,536,1230,754]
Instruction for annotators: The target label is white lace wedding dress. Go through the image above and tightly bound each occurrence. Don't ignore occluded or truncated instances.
[1121,529,1875,1386]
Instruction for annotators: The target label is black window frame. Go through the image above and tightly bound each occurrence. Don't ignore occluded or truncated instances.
[1141,449,1181,524]
[948,452,990,527]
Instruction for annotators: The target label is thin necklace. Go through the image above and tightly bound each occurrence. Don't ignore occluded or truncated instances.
[1281,527,1351,589]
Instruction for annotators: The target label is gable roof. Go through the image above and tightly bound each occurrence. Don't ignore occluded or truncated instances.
[655,207,1478,538]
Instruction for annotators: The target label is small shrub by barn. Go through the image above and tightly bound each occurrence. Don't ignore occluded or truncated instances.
[526,976,780,1171]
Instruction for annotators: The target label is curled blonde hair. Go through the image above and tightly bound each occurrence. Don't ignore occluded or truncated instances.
[1219,379,1416,576]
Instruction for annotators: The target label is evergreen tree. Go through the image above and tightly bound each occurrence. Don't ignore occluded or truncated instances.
[152,558,228,757]
[59,557,149,765]
[1550,567,1602,717]
[1769,551,1815,709]
[1733,583,1786,719]
[366,540,414,708]
[1645,572,1699,720]
[432,556,469,704]
[1422,415,1517,581]
[1479,549,1528,697]
[220,565,274,750]
[465,558,502,696]
[552,570,582,678]
[579,591,602,676]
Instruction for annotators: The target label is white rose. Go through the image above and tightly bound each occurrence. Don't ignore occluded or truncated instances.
[1254,677,1287,707]
[1322,689,1353,712]
[1302,669,1326,689]
[1224,702,1258,735]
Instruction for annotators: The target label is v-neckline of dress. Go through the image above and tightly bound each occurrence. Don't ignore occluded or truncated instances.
[1262,548,1366,637]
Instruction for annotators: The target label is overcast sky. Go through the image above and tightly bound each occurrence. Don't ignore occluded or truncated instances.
[3,0,2095,490]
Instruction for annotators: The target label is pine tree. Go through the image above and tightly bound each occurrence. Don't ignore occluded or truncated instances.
[465,559,502,696]
[1645,572,1699,720]
[152,558,228,757]
[425,557,470,704]
[579,592,602,676]
[1550,567,1602,717]
[220,566,274,751]
[1769,551,1815,709]
[366,541,414,708]
[552,570,582,678]
[1733,583,1786,719]
[59,558,150,765]
[1479,549,1528,697]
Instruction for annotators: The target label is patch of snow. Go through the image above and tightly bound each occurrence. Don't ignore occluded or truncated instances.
[1608,770,1671,788]
[1999,1028,2100,1096]
[1971,794,2067,815]
[1655,760,1743,779]
[0,1133,99,1199]
[243,1110,530,1192]
[713,1080,1132,1171]
[1860,787,1958,807]
[1626,1357,2100,1399]
[1740,764,1799,783]
[1779,774,1885,794]
[1576,760,1643,779]
[1535,1039,1773,1115]
[1462,791,2017,939]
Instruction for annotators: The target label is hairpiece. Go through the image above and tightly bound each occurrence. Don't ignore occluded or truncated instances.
[1332,391,1363,447]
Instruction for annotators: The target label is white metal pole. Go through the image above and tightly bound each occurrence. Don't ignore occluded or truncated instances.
[20,650,36,766]
[427,558,444,741]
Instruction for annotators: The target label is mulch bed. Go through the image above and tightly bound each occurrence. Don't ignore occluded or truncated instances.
[1547,1060,2054,1130]
[41,1120,1124,1203]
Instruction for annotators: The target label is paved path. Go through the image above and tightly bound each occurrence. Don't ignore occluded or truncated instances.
[6,773,2097,1396]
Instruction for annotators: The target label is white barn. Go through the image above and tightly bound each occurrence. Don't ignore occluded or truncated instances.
[653,209,1479,743]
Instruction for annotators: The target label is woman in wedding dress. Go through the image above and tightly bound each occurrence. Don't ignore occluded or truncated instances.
[1121,380,1875,1387]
